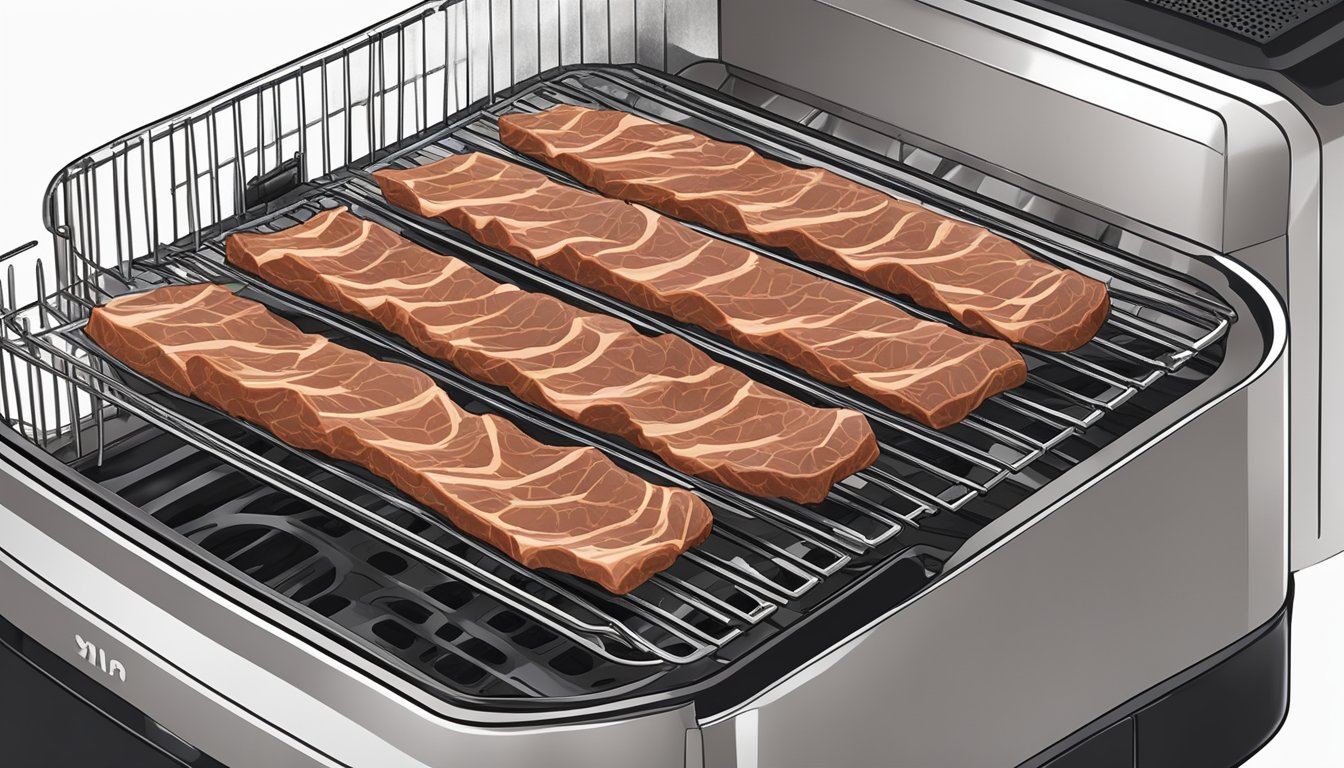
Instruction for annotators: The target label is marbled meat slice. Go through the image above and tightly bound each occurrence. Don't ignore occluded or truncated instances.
[375,153,1027,429]
[85,284,712,594]
[226,208,878,503]
[500,105,1110,352]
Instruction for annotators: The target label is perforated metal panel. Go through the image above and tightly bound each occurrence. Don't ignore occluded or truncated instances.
[1139,0,1343,42]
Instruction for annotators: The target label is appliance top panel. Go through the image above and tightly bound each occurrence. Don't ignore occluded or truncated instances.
[1139,0,1343,44]
[1020,0,1344,104]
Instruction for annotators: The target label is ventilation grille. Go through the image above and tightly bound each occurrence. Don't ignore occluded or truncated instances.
[1138,0,1343,43]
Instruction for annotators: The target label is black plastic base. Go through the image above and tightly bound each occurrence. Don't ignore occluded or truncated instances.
[1025,587,1291,768]
[0,613,222,768]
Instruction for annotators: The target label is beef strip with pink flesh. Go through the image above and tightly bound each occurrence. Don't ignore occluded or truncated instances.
[500,105,1109,353]
[375,153,1027,429]
[226,207,878,503]
[86,283,712,594]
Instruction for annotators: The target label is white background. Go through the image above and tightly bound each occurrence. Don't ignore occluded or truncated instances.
[1,1,1341,764]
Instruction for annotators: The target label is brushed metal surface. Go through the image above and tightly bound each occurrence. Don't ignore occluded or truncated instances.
[725,0,1339,571]
[697,252,1286,767]
[970,0,1336,571]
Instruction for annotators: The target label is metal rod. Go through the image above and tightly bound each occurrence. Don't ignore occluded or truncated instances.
[0,348,7,430]
[21,318,47,447]
[78,167,96,296]
[57,174,75,300]
[231,102,247,215]
[168,125,181,243]
[295,74,309,183]
[342,52,354,166]
[713,510,848,578]
[186,121,203,253]
[465,0,474,107]
[0,242,38,265]
[34,263,61,446]
[396,26,406,142]
[111,148,127,281]
[487,0,496,103]
[645,574,741,630]
[141,132,160,266]
[368,37,379,160]
[419,16,429,134]
[655,569,775,626]
[320,64,332,175]
[1106,310,1196,353]
[65,346,84,458]
[87,161,104,280]
[0,264,11,424]
[207,110,223,226]
[444,5,454,117]
[3,266,25,437]
[120,146,135,282]
[271,85,283,170]
[1088,334,1168,372]
[566,575,735,649]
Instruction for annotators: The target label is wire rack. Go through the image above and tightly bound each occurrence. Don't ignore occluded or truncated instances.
[0,1,1233,700]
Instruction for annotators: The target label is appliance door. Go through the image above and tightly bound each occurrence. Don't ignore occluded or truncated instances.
[695,251,1286,767]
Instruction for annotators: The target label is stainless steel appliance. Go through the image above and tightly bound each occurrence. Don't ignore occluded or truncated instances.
[0,1,1334,765]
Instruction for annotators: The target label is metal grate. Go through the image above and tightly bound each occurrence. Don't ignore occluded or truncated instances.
[0,55,1232,701]
[78,425,667,697]
[1137,0,1343,43]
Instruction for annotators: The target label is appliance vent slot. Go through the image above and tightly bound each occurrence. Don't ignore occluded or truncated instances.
[1136,0,1342,42]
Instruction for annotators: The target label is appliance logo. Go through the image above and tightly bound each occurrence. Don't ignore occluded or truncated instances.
[75,634,126,682]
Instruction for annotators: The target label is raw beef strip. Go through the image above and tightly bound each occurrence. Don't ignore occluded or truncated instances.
[86,284,712,593]
[501,105,1109,352]
[226,207,878,503]
[375,153,1027,428]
